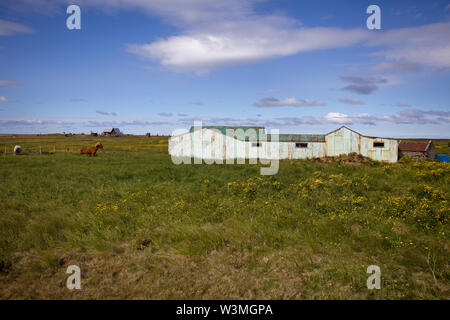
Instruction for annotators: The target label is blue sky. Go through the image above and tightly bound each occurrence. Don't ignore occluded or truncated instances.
[0,0,449,137]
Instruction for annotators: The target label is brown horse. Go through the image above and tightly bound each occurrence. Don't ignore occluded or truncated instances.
[78,142,103,156]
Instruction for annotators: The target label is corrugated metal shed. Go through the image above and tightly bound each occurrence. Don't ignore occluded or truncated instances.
[171,125,399,163]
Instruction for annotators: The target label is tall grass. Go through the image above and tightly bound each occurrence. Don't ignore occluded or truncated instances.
[0,145,448,299]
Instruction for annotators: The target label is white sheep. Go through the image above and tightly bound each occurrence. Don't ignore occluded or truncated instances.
[13,145,22,155]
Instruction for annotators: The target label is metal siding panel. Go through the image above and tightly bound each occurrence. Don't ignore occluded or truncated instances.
[360,136,398,162]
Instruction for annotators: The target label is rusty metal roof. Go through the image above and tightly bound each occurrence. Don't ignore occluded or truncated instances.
[399,140,432,152]
[327,126,397,140]
[190,126,265,141]
[269,134,325,142]
[190,126,264,134]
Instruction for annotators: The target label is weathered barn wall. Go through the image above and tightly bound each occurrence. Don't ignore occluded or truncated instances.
[399,151,428,159]
[325,127,398,163]
[428,144,436,160]
[399,149,436,160]
[325,127,360,156]
[359,135,398,163]
[278,142,325,159]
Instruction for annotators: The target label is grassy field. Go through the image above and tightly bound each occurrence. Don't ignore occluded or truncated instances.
[0,135,448,299]
[0,134,169,154]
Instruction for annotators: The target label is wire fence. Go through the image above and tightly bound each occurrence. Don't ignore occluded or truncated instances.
[1,143,168,155]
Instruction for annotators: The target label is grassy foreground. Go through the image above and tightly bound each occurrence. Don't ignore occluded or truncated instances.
[0,136,448,299]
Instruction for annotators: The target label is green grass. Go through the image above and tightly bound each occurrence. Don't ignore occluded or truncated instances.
[434,140,450,155]
[0,135,448,299]
[0,134,168,153]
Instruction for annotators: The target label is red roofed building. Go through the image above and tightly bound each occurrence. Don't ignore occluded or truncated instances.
[398,140,436,160]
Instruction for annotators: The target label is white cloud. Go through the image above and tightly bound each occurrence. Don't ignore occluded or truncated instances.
[381,109,450,125]
[369,61,423,72]
[127,23,367,74]
[1,0,253,26]
[0,79,22,86]
[396,102,411,107]
[0,19,33,36]
[340,75,401,95]
[190,100,204,106]
[74,0,255,26]
[124,2,450,73]
[323,112,352,124]
[253,97,326,107]
[1,109,449,132]
[368,22,450,69]
[266,88,284,93]
[272,110,449,126]
[96,110,117,116]
[339,98,365,105]
[158,112,173,117]
[0,119,73,126]
[5,1,449,74]
[122,1,368,74]
[0,96,9,102]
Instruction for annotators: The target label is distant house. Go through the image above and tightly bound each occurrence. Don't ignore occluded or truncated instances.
[398,140,436,160]
[102,128,123,137]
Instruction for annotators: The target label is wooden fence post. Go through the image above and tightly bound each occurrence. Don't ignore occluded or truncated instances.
[40,145,42,155]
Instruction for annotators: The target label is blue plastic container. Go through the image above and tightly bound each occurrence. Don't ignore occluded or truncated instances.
[436,154,450,162]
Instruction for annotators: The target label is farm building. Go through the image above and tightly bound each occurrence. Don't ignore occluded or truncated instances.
[398,140,436,160]
[169,125,399,163]
[102,128,123,137]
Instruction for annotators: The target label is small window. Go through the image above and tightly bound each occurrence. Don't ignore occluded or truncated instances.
[296,143,308,148]
[373,142,384,148]
[252,142,262,147]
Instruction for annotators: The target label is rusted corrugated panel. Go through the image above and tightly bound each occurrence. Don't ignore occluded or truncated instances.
[399,141,431,152]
